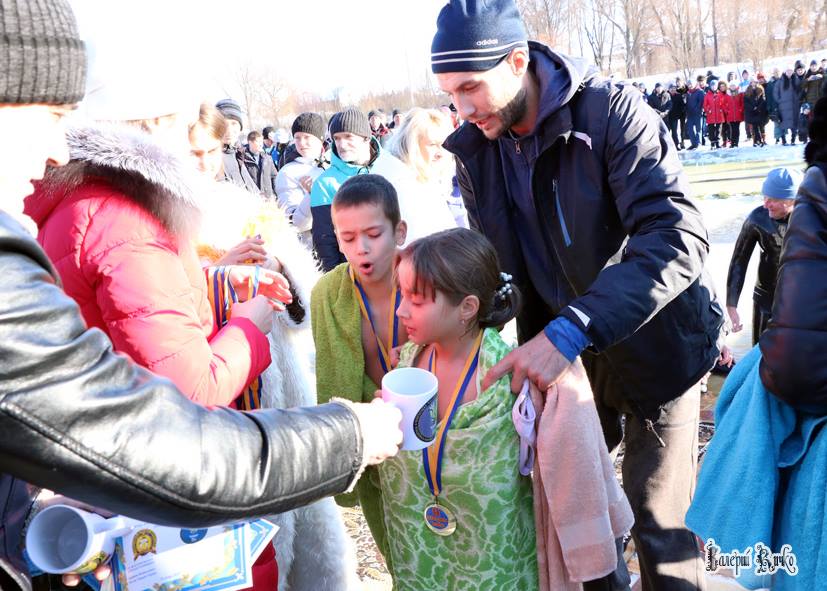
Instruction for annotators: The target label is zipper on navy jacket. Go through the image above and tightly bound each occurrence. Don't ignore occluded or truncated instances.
[553,179,572,247]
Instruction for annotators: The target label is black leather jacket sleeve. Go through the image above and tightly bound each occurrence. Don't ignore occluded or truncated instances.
[760,166,827,413]
[726,214,759,307]
[0,214,364,527]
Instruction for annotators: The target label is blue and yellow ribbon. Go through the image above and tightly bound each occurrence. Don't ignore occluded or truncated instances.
[423,331,483,498]
[348,265,401,375]
[207,265,263,410]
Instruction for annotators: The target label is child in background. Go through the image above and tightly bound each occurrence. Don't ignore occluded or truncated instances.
[379,228,537,590]
[310,174,409,573]
[800,103,812,144]
[727,82,744,148]
[704,80,730,149]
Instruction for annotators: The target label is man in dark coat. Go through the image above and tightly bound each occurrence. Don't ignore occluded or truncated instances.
[686,77,706,149]
[802,60,825,107]
[243,130,278,198]
[774,68,802,145]
[647,82,671,120]
[215,98,260,192]
[765,68,783,143]
[432,1,724,589]
[726,168,802,345]
[668,82,688,150]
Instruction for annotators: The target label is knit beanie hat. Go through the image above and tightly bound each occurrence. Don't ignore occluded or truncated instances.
[431,0,528,74]
[329,108,371,139]
[762,167,803,200]
[795,60,805,70]
[216,99,244,129]
[292,112,325,141]
[0,0,87,105]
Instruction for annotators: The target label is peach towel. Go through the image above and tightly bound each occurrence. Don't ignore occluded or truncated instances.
[528,359,635,590]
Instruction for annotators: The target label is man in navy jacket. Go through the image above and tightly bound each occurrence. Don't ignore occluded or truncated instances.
[433,1,724,589]
[686,76,707,149]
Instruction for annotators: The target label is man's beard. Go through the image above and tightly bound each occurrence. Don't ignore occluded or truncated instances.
[492,87,528,138]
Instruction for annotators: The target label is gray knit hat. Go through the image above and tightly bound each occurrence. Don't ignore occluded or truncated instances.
[329,108,371,139]
[292,112,325,141]
[215,98,244,129]
[1,0,87,105]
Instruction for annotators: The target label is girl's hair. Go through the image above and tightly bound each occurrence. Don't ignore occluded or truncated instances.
[188,103,228,142]
[397,228,521,329]
[717,80,728,92]
[387,108,454,183]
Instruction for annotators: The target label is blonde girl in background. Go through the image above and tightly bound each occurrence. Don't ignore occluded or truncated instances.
[388,108,468,228]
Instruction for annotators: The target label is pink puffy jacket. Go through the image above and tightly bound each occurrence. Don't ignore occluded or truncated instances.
[24,126,270,406]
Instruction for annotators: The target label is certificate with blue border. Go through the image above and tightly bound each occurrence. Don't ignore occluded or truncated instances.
[111,523,252,591]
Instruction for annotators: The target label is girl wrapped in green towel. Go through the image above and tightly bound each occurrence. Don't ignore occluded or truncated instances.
[379,227,538,590]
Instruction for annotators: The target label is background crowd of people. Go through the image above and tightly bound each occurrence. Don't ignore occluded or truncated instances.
[629,58,827,150]
[214,100,469,273]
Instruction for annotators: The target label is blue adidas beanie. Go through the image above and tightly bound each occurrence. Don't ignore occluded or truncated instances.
[762,167,803,200]
[431,0,528,74]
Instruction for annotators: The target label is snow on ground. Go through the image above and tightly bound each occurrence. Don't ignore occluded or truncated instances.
[696,194,760,242]
[679,141,805,167]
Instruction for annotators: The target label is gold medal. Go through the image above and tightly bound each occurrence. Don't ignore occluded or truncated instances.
[424,502,457,536]
[421,333,482,538]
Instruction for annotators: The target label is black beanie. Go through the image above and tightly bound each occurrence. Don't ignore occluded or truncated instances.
[0,0,87,105]
[329,108,371,139]
[215,98,244,129]
[291,112,325,142]
[431,0,528,74]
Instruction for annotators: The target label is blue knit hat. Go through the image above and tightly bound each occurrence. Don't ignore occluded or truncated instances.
[762,167,803,200]
[431,0,528,74]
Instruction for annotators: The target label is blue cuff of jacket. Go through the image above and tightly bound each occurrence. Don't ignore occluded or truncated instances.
[544,317,590,363]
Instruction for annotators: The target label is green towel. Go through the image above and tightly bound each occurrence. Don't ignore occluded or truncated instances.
[311,262,394,574]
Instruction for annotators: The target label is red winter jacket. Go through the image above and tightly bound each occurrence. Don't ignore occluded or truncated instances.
[703,91,731,124]
[24,126,271,406]
[726,93,745,123]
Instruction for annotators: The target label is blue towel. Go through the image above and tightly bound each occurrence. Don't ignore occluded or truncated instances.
[686,345,827,589]
[773,400,827,590]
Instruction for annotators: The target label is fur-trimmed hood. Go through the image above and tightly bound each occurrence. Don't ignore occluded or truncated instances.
[25,124,210,237]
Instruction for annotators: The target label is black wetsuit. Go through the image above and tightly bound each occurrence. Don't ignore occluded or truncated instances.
[726,205,788,344]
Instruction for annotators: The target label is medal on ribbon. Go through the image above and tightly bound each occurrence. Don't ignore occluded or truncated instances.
[422,331,483,536]
[349,265,401,375]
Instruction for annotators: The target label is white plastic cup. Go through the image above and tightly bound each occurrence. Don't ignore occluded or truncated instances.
[382,367,438,451]
[26,505,133,574]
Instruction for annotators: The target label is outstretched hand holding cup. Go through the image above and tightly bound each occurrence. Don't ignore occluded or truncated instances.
[350,399,404,464]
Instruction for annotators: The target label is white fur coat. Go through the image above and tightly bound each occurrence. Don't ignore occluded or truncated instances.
[198,179,359,591]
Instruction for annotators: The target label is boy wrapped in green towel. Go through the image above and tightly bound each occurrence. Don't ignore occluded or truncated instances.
[311,174,409,573]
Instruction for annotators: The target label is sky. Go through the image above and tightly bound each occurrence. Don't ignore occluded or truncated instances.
[70,0,450,102]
